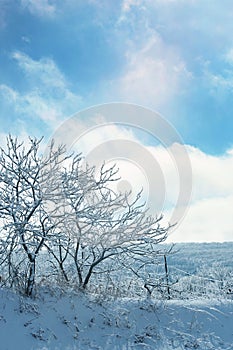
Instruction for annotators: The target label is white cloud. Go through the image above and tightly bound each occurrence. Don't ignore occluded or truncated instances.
[168,195,233,243]
[20,0,57,18]
[0,84,18,103]
[166,146,233,242]
[121,0,145,13]
[21,36,31,44]
[207,71,233,93]
[0,52,81,128]
[12,51,67,91]
[227,148,233,156]
[65,121,233,243]
[224,48,233,65]
[0,1,7,29]
[204,46,233,94]
[109,31,192,109]
[187,145,233,201]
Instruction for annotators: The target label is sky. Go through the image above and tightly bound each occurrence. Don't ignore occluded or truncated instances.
[0,0,233,242]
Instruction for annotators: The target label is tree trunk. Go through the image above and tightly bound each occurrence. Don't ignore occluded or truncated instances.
[26,258,35,296]
[59,262,69,282]
[164,254,171,300]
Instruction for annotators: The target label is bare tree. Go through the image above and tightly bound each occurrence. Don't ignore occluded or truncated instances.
[0,134,170,297]
[49,156,170,290]
[0,136,67,295]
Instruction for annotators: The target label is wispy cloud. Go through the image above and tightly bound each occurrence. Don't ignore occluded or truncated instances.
[20,0,57,18]
[109,32,191,109]
[0,0,9,29]
[224,48,233,65]
[121,0,145,13]
[0,52,82,130]
[0,84,61,124]
[204,56,233,95]
[12,51,67,90]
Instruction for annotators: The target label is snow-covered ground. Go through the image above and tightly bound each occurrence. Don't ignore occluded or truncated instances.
[1,242,233,349]
[0,286,233,350]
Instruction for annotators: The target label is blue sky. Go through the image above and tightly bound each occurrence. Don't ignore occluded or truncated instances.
[1,0,233,154]
[0,0,233,242]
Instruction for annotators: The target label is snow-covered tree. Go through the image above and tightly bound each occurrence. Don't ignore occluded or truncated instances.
[46,156,170,290]
[0,135,170,296]
[0,136,67,295]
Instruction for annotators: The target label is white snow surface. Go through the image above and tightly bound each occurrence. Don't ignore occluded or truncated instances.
[0,287,232,350]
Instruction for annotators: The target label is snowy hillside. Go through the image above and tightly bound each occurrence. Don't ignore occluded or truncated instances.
[1,241,233,350]
[0,287,233,350]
